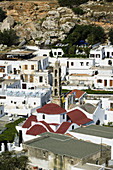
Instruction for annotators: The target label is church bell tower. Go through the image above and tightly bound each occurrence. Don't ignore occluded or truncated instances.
[52,60,62,107]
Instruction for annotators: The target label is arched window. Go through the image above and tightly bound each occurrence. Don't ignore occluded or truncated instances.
[55,70,57,77]
[55,89,57,96]
[108,60,112,66]
[43,114,45,119]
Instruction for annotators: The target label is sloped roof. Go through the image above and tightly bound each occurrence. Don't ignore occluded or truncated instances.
[40,121,54,132]
[56,122,72,134]
[26,124,47,136]
[67,89,85,99]
[67,109,92,125]
[37,103,66,115]
[22,115,38,128]
[80,103,96,114]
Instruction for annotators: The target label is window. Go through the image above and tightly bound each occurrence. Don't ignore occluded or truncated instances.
[55,70,57,77]
[24,65,28,70]
[39,76,43,83]
[110,103,113,111]
[72,125,74,129]
[54,52,57,55]
[55,89,57,96]
[90,54,94,58]
[108,60,112,66]
[30,75,34,83]
[63,114,65,119]
[97,79,102,83]
[34,102,36,105]
[0,96,6,99]
[43,114,45,119]
[71,62,74,66]
[96,54,100,58]
[58,52,61,55]
[25,75,28,82]
[55,79,57,87]
[105,114,107,120]
[0,85,2,88]
[1,110,2,115]
[22,100,26,104]
[80,62,83,66]
[11,101,13,103]
[86,62,89,66]
[112,52,113,56]
[14,102,16,104]
[31,65,34,70]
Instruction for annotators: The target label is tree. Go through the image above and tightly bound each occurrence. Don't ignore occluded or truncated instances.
[0,151,28,170]
[108,28,113,44]
[0,28,18,46]
[58,0,88,8]
[0,8,6,22]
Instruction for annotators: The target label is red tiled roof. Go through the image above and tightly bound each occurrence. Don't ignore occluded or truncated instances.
[22,115,38,128]
[37,103,66,114]
[56,122,72,134]
[67,89,85,99]
[67,109,92,126]
[49,123,59,126]
[40,121,54,132]
[26,124,47,136]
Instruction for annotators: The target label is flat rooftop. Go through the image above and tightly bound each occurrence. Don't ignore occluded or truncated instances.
[91,66,113,70]
[71,125,113,139]
[70,73,91,77]
[25,132,106,159]
[0,79,19,85]
[6,50,34,56]
[28,55,47,61]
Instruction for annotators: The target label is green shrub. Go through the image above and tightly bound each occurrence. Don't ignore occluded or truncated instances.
[58,0,88,7]
[0,28,18,46]
[0,7,6,22]
[72,7,84,15]
[0,118,25,142]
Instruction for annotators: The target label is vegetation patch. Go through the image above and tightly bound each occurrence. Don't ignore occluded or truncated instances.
[83,89,113,94]
[0,118,25,142]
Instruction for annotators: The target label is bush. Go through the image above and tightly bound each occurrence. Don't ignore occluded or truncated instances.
[58,0,88,7]
[108,28,113,45]
[72,7,84,15]
[0,118,25,142]
[0,28,18,46]
[0,7,6,22]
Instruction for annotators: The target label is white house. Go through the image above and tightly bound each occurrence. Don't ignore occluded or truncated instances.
[66,58,94,75]
[100,97,113,124]
[0,85,51,117]
[0,64,12,77]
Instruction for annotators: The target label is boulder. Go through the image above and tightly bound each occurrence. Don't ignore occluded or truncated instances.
[1,16,14,32]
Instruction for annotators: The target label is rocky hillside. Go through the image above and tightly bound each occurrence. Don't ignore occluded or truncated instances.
[0,1,113,45]
[0,1,79,45]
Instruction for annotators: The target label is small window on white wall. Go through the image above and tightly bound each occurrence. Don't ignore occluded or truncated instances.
[63,114,65,119]
[72,125,74,129]
[105,114,107,120]
[43,114,45,119]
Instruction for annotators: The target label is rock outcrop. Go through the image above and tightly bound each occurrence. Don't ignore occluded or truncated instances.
[0,1,80,45]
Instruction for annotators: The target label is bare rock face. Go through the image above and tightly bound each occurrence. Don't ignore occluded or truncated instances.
[0,1,77,45]
[1,16,14,32]
[33,7,76,44]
